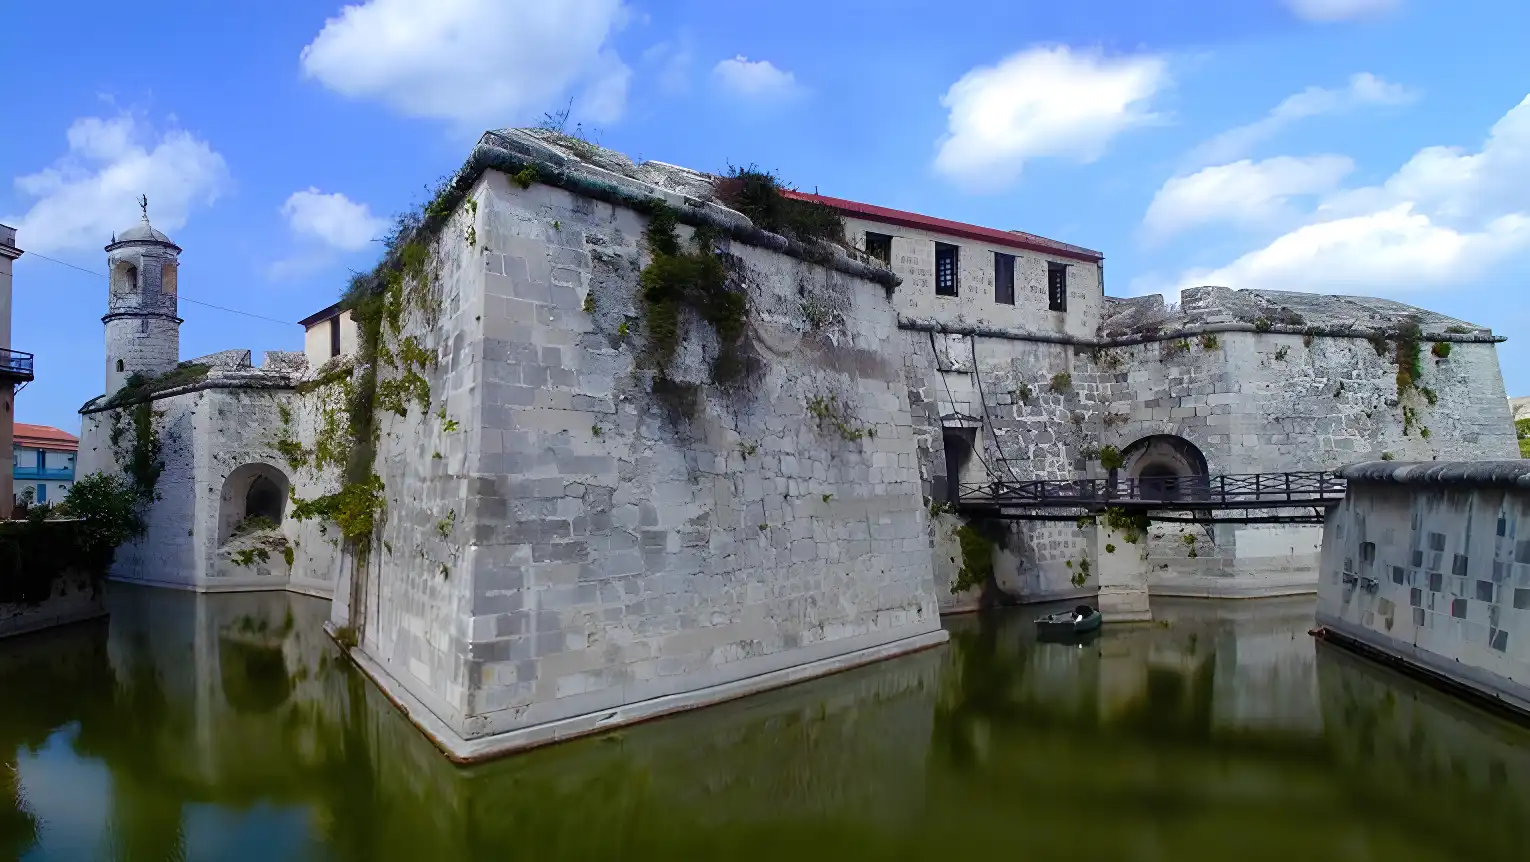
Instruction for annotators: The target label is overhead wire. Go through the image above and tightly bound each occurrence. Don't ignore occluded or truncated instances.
[22,250,301,327]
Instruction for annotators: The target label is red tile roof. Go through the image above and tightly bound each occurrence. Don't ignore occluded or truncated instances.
[780,190,1104,263]
[14,423,79,452]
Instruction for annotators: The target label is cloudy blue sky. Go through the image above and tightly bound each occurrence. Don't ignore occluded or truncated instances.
[3,0,1529,433]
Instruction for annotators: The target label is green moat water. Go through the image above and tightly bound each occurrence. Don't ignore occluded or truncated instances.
[4,586,1530,861]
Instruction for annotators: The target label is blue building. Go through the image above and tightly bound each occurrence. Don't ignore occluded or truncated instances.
[13,423,77,506]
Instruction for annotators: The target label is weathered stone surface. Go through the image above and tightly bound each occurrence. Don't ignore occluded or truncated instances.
[1318,471,1530,716]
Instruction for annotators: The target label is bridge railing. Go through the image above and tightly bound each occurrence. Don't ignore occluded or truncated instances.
[958,471,1347,510]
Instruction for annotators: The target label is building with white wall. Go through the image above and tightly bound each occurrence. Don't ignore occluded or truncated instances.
[0,224,36,517]
[13,423,77,505]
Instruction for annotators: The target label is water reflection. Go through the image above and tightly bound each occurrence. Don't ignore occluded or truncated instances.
[3,587,1529,860]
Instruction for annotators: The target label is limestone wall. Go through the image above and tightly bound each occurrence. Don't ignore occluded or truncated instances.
[344,162,946,753]
[1317,462,1530,715]
[903,319,1517,608]
[77,382,338,598]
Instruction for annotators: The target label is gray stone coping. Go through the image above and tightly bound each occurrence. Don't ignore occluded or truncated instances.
[459,130,902,291]
[79,374,295,414]
[1336,460,1530,488]
[898,315,1507,349]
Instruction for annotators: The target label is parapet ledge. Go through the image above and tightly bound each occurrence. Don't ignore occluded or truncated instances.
[1337,461,1530,489]
[469,128,900,290]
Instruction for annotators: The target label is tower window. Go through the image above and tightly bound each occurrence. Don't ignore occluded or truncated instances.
[935,243,958,297]
[994,252,1015,305]
[116,359,124,372]
[124,264,138,289]
[329,317,342,357]
[864,232,893,265]
[1047,262,1068,312]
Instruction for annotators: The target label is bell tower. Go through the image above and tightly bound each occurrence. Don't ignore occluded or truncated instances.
[104,196,181,395]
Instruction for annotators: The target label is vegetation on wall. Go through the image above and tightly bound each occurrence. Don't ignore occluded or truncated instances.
[806,394,872,443]
[107,401,164,503]
[1392,318,1424,398]
[101,362,210,409]
[1103,507,1151,544]
[950,524,996,595]
[712,166,845,246]
[637,204,751,386]
[1517,418,1530,458]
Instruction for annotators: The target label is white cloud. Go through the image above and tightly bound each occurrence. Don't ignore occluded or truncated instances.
[1144,155,1354,241]
[1189,73,1415,166]
[6,113,229,253]
[299,0,632,129]
[644,40,693,95]
[1286,0,1401,22]
[933,46,1169,190]
[711,56,800,101]
[1174,95,1530,295]
[1179,205,1530,292]
[281,188,387,251]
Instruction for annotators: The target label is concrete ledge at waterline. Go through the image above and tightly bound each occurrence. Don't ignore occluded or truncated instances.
[1315,612,1530,720]
[0,579,108,640]
[1149,571,1319,599]
[325,622,950,763]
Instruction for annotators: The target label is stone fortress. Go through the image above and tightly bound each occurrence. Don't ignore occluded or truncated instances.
[75,128,1518,759]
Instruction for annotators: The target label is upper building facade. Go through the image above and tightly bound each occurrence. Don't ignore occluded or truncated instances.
[784,191,1106,340]
[13,423,77,505]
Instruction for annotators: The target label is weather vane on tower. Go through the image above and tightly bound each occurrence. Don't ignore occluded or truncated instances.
[138,194,149,221]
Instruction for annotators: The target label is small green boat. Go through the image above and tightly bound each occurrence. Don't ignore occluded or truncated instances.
[1036,605,1102,637]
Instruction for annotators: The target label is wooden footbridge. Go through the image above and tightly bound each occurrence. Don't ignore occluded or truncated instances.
[957,472,1347,524]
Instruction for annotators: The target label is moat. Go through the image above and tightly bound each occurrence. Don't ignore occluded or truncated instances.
[4,587,1529,861]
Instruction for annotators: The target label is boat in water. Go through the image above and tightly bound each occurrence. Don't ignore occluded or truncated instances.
[1035,605,1102,638]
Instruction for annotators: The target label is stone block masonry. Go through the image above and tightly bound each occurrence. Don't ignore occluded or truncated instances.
[1317,461,1530,718]
[343,133,947,759]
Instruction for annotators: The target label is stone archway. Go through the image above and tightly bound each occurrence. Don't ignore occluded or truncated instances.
[1118,435,1209,502]
[218,463,290,545]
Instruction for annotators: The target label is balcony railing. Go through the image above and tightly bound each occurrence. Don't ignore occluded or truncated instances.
[13,467,75,482]
[0,348,34,382]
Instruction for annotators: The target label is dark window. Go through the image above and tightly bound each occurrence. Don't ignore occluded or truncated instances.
[1047,262,1068,311]
[115,359,124,372]
[1453,553,1470,576]
[994,252,1015,305]
[935,243,958,296]
[1411,549,1423,567]
[1515,588,1530,610]
[1516,540,1530,564]
[1429,532,1447,552]
[1477,580,1496,602]
[1498,515,1507,537]
[1359,542,1376,564]
[1492,628,1509,652]
[1429,571,1443,592]
[865,232,892,265]
[329,316,342,357]
[1392,566,1405,585]
[1451,598,1468,619]
[1410,587,1422,607]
